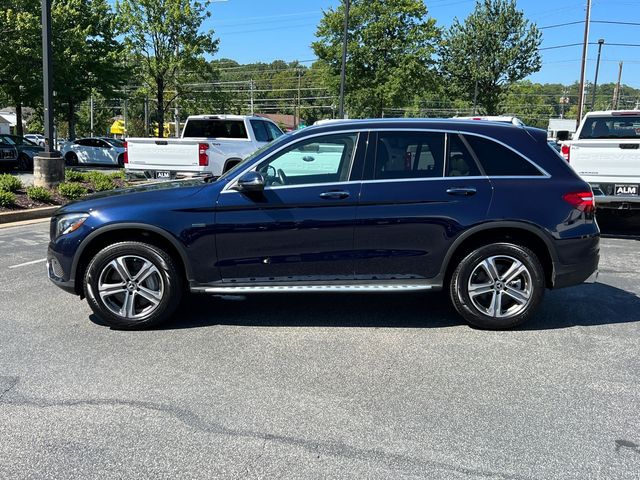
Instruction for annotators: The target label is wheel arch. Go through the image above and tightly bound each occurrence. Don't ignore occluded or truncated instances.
[440,222,558,288]
[71,223,192,296]
[223,157,243,172]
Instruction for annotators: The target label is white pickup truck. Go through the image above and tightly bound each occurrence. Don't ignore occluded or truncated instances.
[125,115,284,180]
[562,110,640,211]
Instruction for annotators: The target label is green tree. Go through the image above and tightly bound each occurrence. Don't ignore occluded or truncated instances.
[116,0,219,137]
[440,0,542,115]
[0,0,42,136]
[52,0,126,140]
[500,81,554,128]
[312,0,440,118]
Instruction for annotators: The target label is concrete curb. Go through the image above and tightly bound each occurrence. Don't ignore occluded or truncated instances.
[0,206,59,225]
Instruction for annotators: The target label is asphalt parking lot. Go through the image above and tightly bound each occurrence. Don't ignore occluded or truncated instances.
[0,215,639,479]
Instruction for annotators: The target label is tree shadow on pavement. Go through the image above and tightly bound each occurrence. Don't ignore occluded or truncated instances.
[147,282,639,331]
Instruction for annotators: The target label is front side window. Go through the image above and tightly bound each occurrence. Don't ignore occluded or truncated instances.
[463,135,543,176]
[257,133,357,187]
[76,139,94,147]
[266,122,284,140]
[250,120,270,142]
[374,132,445,180]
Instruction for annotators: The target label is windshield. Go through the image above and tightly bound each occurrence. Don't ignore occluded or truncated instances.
[579,115,640,139]
[218,133,293,181]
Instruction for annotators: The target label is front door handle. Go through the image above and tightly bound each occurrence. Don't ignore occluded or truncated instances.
[319,190,350,200]
[446,187,477,196]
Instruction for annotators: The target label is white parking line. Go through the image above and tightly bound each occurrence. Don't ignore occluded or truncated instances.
[8,258,47,269]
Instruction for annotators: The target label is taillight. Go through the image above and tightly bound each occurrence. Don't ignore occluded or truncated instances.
[123,141,128,164]
[563,191,594,213]
[198,143,209,166]
[561,144,570,162]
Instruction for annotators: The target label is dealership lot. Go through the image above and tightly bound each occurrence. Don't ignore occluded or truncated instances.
[0,218,638,479]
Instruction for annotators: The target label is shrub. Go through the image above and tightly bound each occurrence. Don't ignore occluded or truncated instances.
[109,169,125,180]
[65,169,87,182]
[92,176,116,192]
[0,190,16,207]
[0,174,23,192]
[26,186,52,202]
[58,182,88,200]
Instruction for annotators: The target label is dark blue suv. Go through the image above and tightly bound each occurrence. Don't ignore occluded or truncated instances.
[47,119,599,329]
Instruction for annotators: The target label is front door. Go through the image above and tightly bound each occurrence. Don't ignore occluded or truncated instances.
[354,131,493,281]
[214,132,365,283]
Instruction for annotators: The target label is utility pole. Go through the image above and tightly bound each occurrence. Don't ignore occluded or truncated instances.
[174,92,180,138]
[90,93,94,137]
[590,38,605,111]
[144,96,149,137]
[249,79,254,115]
[612,61,623,109]
[296,69,302,129]
[123,92,127,138]
[338,0,350,119]
[576,0,592,124]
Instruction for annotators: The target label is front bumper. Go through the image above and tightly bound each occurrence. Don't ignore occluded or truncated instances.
[47,245,78,295]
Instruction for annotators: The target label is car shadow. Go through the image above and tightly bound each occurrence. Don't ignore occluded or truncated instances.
[101,281,638,332]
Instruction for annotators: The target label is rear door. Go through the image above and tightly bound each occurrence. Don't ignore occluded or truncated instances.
[353,130,493,281]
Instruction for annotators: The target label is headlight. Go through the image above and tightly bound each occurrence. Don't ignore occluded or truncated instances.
[55,213,89,238]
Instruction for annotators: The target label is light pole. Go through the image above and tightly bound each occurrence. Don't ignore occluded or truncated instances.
[590,38,605,111]
[338,0,350,119]
[33,0,64,188]
[576,0,592,123]
[41,0,54,155]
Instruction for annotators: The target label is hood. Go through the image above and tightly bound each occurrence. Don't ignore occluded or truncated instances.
[57,178,219,215]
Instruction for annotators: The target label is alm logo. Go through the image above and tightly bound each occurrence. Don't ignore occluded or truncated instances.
[615,185,638,195]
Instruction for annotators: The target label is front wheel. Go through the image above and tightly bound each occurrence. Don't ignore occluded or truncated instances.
[449,243,545,329]
[65,152,78,166]
[84,241,183,329]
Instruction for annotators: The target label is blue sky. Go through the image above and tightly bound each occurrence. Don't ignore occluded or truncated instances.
[204,0,640,88]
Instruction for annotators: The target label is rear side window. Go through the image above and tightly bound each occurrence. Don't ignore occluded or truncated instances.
[183,119,248,139]
[578,115,640,139]
[463,135,543,176]
[374,131,445,179]
[447,134,480,177]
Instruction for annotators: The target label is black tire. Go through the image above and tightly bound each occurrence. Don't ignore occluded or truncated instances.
[449,243,545,329]
[117,154,125,168]
[65,152,78,166]
[84,241,183,329]
[17,154,32,171]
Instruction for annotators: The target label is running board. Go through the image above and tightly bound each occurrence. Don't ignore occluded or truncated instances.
[193,284,434,294]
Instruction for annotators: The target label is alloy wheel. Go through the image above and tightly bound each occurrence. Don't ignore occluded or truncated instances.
[467,255,533,318]
[97,255,164,319]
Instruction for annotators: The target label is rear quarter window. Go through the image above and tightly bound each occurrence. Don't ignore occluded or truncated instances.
[463,135,543,176]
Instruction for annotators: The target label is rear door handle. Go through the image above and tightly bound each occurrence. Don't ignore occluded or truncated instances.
[319,190,350,200]
[446,187,477,196]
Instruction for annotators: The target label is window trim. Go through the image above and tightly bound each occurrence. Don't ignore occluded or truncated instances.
[222,127,550,193]
[224,131,361,192]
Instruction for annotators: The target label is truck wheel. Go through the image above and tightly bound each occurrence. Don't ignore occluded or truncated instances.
[17,154,32,171]
[449,243,545,330]
[223,159,241,172]
[117,154,125,167]
[84,241,183,329]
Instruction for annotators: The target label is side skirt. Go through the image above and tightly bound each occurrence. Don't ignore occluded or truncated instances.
[190,284,437,294]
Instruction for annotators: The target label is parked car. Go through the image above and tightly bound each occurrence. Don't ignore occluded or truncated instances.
[561,110,640,212]
[24,133,46,147]
[60,137,126,167]
[125,115,284,181]
[47,119,599,330]
[0,137,18,170]
[0,134,43,170]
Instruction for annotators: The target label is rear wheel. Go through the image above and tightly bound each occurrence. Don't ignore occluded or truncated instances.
[449,243,545,329]
[65,152,78,166]
[84,241,182,329]
[117,154,125,167]
[17,153,32,171]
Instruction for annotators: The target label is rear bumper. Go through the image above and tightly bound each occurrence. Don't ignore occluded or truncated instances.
[125,169,214,182]
[593,194,640,210]
[552,235,600,289]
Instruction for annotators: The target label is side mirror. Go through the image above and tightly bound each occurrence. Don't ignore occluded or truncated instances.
[236,171,265,192]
